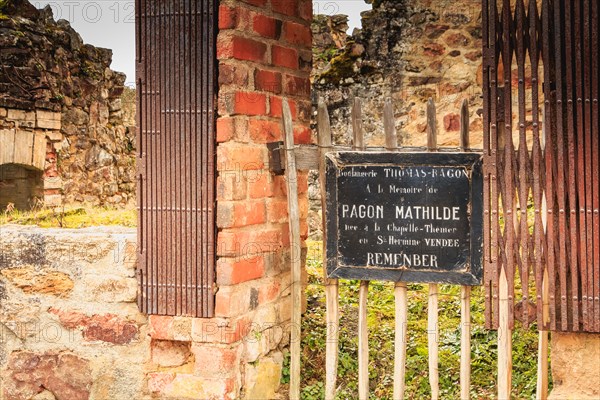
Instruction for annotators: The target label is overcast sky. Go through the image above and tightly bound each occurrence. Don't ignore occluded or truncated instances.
[33,0,371,85]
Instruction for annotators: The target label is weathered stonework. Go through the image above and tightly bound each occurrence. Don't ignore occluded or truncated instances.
[311,0,482,149]
[0,225,147,400]
[549,332,600,400]
[0,0,136,210]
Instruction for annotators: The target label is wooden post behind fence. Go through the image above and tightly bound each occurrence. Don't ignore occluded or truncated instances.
[460,99,472,400]
[283,99,302,400]
[426,98,440,400]
[352,97,370,400]
[317,99,340,400]
[383,98,410,400]
[536,109,549,400]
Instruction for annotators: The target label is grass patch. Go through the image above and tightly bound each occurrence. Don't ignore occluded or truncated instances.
[1,206,137,228]
[285,241,548,399]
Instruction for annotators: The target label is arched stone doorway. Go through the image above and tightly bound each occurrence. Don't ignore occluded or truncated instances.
[0,163,44,210]
[0,128,47,211]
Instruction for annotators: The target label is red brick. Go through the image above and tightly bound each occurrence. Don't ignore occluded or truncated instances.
[149,315,175,340]
[248,171,275,198]
[234,36,267,62]
[280,223,291,247]
[252,14,281,39]
[217,229,282,257]
[258,278,282,304]
[219,63,249,87]
[298,0,312,21]
[299,194,309,219]
[234,200,267,226]
[284,74,310,96]
[300,219,309,240]
[218,35,267,63]
[217,117,234,142]
[218,116,249,142]
[269,96,297,119]
[266,198,289,222]
[217,144,265,170]
[219,5,237,29]
[272,0,298,17]
[283,21,311,46]
[298,49,313,72]
[270,175,287,198]
[215,285,257,318]
[192,344,242,378]
[235,6,251,28]
[217,173,247,201]
[217,256,265,285]
[297,172,309,194]
[293,125,312,144]
[254,69,282,94]
[232,91,267,116]
[272,45,299,69]
[248,118,282,143]
[296,99,312,123]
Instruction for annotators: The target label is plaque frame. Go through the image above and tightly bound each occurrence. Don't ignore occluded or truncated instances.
[325,151,484,285]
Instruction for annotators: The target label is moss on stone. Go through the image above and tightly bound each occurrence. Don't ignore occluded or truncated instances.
[316,44,359,84]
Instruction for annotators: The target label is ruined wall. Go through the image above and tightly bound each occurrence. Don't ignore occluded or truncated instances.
[549,332,600,399]
[312,0,483,148]
[0,225,147,400]
[0,0,136,210]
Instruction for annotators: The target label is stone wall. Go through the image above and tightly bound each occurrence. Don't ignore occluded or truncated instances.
[0,0,136,210]
[312,0,483,148]
[0,225,147,400]
[549,332,600,399]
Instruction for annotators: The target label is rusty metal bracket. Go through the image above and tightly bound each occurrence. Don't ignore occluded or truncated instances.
[267,141,285,175]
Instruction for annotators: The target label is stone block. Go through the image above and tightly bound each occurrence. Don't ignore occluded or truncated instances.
[149,315,175,341]
[151,340,191,368]
[2,351,92,400]
[191,343,242,378]
[243,353,283,400]
[147,372,175,393]
[44,176,63,190]
[7,108,33,122]
[1,267,74,297]
[0,129,15,164]
[192,315,253,345]
[0,107,7,117]
[549,332,600,399]
[13,130,34,166]
[49,308,139,345]
[160,374,237,399]
[36,110,62,130]
[46,129,63,141]
[43,194,62,207]
[87,275,137,303]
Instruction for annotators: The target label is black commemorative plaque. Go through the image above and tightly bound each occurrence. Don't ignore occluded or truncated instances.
[326,152,483,285]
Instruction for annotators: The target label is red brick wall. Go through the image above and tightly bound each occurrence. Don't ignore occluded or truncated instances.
[147,0,313,398]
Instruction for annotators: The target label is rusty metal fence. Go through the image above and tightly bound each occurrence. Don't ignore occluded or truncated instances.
[483,0,599,333]
[136,0,217,318]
